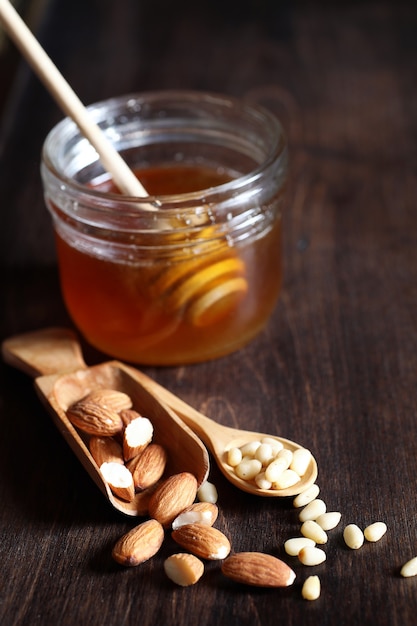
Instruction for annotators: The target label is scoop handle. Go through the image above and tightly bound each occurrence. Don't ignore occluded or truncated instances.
[2,327,87,378]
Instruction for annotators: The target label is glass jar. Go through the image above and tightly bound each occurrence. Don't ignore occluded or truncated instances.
[41,91,288,365]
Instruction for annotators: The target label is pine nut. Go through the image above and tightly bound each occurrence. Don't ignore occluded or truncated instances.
[290,448,312,477]
[316,512,342,531]
[264,458,287,482]
[298,546,326,566]
[255,443,275,465]
[401,556,417,578]
[284,537,316,556]
[293,484,320,508]
[299,499,327,523]
[277,448,293,465]
[302,575,321,600]
[227,447,242,467]
[363,521,387,542]
[272,469,301,490]
[197,480,218,503]
[164,553,204,586]
[301,520,328,544]
[343,524,364,549]
[235,458,262,481]
[261,437,284,454]
[254,472,272,490]
[239,441,261,457]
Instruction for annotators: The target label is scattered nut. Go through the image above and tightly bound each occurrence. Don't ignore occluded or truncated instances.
[293,484,320,508]
[284,537,316,557]
[298,499,327,523]
[401,556,417,578]
[197,480,218,503]
[221,552,296,587]
[164,553,204,586]
[302,575,321,600]
[112,519,164,566]
[364,522,387,543]
[172,523,231,560]
[343,524,364,550]
[298,546,327,566]
[172,502,218,530]
[300,520,328,544]
[316,511,342,531]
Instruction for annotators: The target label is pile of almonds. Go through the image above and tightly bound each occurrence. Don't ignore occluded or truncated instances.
[67,388,167,506]
[111,470,296,588]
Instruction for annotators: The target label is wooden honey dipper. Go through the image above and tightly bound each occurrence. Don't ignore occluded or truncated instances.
[0,0,248,328]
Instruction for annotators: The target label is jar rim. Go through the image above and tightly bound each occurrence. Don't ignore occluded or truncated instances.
[41,89,287,213]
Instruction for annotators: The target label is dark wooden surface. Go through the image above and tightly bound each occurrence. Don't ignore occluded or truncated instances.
[1,1,417,624]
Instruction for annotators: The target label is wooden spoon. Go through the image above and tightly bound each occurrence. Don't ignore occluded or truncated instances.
[125,367,318,497]
[2,328,210,516]
[2,328,317,500]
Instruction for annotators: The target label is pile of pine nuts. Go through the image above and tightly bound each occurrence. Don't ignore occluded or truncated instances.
[283,482,391,601]
[227,438,312,491]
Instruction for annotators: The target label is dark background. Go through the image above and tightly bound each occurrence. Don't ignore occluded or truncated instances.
[1,1,417,625]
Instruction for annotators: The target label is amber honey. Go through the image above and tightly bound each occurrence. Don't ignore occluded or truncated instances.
[54,164,283,364]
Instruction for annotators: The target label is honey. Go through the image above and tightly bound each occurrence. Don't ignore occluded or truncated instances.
[54,164,283,364]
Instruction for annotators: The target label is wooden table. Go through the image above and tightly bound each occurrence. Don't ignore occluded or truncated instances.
[1,1,417,624]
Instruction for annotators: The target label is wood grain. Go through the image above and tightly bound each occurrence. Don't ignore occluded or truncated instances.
[1,1,417,624]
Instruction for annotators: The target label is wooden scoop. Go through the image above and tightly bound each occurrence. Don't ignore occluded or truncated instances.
[2,328,317,501]
[2,328,210,516]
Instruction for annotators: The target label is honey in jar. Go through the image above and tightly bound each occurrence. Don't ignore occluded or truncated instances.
[42,91,288,364]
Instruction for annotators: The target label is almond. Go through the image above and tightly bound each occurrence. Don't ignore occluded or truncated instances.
[100,461,135,502]
[122,416,154,461]
[221,552,296,587]
[120,408,141,426]
[67,398,123,436]
[89,436,124,467]
[128,443,168,491]
[171,523,231,560]
[83,389,133,412]
[148,472,198,528]
[112,519,164,566]
[164,553,204,586]
[172,502,218,530]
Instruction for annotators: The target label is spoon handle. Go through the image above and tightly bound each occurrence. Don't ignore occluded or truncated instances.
[124,366,234,452]
[2,327,87,378]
